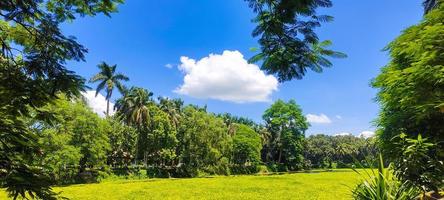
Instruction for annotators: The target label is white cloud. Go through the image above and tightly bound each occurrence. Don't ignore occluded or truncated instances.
[335,115,342,119]
[81,90,115,117]
[165,63,173,69]
[174,50,278,103]
[359,131,375,138]
[334,132,352,136]
[306,113,332,124]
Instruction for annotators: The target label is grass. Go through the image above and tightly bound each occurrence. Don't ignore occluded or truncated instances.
[0,169,361,200]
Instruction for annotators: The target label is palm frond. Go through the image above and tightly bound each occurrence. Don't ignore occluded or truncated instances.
[95,81,107,97]
[113,73,129,81]
[89,73,107,83]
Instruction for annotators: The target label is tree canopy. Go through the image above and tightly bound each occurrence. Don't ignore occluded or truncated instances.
[372,3,444,191]
[245,0,346,82]
[0,0,122,198]
[262,99,309,170]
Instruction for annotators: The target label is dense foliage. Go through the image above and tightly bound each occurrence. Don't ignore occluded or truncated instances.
[304,134,377,169]
[33,97,110,184]
[106,117,137,168]
[231,124,262,174]
[372,3,444,192]
[176,106,232,177]
[0,0,122,198]
[22,91,375,183]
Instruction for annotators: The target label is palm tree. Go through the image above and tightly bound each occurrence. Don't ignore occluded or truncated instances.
[423,0,440,14]
[90,62,129,116]
[115,87,153,163]
[158,97,182,128]
[115,87,153,127]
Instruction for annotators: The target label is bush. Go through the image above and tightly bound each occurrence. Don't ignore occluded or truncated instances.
[257,165,269,174]
[266,163,288,172]
[391,134,444,192]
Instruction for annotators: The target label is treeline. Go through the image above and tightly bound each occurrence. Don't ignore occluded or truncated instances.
[30,88,376,184]
[304,135,377,169]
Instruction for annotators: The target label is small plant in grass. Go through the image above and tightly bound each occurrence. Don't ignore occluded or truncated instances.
[352,154,419,200]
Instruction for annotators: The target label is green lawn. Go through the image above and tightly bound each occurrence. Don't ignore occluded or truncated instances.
[0,169,362,200]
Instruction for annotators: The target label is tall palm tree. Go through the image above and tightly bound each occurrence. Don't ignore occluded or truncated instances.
[90,62,129,116]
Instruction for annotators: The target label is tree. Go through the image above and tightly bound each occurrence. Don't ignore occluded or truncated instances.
[61,99,110,175]
[115,87,154,127]
[232,124,262,166]
[115,87,155,162]
[106,117,137,167]
[262,99,309,170]
[304,134,335,168]
[158,97,183,128]
[32,96,110,184]
[245,0,346,82]
[144,105,178,173]
[0,0,122,198]
[304,135,377,169]
[90,62,129,116]
[177,106,232,177]
[372,4,444,192]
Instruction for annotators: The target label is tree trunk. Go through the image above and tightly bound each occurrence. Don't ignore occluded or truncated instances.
[106,90,112,116]
[106,99,109,116]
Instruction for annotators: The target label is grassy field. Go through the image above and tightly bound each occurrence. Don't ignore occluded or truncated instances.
[0,169,362,200]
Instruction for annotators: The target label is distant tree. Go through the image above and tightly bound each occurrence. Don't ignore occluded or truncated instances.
[262,99,309,170]
[304,134,335,168]
[304,135,377,169]
[90,62,129,116]
[372,4,444,192]
[245,0,346,82]
[0,0,122,198]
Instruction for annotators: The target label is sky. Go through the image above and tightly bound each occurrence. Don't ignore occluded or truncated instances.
[63,0,423,137]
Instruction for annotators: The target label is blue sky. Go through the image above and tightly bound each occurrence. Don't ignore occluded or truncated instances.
[63,1,423,136]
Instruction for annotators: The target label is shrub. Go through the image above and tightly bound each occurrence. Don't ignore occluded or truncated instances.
[257,165,269,174]
[352,154,419,200]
